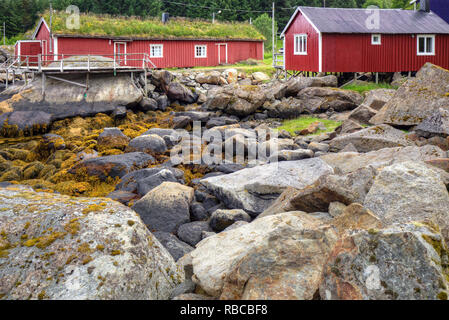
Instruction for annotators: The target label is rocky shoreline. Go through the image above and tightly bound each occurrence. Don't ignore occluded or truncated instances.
[1,62,449,300]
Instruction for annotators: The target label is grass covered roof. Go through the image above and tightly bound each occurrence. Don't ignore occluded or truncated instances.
[40,11,265,41]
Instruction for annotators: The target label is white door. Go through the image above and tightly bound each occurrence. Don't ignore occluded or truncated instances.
[114,42,127,65]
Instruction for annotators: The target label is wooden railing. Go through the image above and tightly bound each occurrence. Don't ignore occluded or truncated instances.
[11,53,157,72]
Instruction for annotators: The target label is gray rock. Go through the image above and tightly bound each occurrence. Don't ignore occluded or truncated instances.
[285,75,338,97]
[115,167,184,193]
[200,158,334,216]
[362,88,396,111]
[330,124,414,153]
[297,87,363,112]
[0,111,52,136]
[127,134,167,154]
[190,202,209,221]
[348,105,378,125]
[153,231,194,262]
[264,97,304,118]
[139,97,158,112]
[320,223,449,300]
[177,221,212,247]
[308,142,330,153]
[371,63,449,126]
[415,108,449,138]
[321,145,447,174]
[136,169,178,196]
[97,127,129,151]
[132,182,194,233]
[364,161,449,242]
[167,82,198,104]
[0,186,182,300]
[156,95,169,111]
[191,212,338,299]
[260,165,376,218]
[69,152,155,180]
[328,201,347,218]
[269,149,314,162]
[173,116,191,129]
[210,209,252,232]
[169,280,196,300]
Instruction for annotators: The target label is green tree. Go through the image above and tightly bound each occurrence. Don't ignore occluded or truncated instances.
[253,13,277,52]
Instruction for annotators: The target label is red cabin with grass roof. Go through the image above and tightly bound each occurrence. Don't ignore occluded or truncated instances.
[15,14,264,69]
[281,3,449,73]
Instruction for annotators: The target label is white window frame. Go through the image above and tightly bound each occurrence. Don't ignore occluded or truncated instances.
[150,44,163,58]
[417,35,435,56]
[195,45,207,58]
[371,34,381,45]
[294,34,307,55]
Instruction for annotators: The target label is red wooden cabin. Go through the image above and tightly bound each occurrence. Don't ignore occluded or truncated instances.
[281,5,449,73]
[15,17,264,69]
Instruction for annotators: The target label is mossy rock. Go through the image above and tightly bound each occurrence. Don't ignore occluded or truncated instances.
[22,162,45,180]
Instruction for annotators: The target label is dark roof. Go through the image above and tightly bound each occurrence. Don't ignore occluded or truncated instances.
[281,7,449,36]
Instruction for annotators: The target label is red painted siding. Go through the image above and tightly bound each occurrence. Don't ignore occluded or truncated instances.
[16,42,41,65]
[57,37,263,69]
[35,22,52,63]
[284,10,320,72]
[322,33,449,72]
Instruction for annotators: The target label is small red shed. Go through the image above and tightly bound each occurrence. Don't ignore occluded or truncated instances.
[281,6,449,73]
[16,14,264,69]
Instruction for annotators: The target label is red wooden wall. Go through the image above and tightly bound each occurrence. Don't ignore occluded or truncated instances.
[57,37,263,68]
[284,10,320,72]
[323,33,449,72]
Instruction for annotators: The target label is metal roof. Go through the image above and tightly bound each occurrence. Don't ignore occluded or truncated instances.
[281,6,449,36]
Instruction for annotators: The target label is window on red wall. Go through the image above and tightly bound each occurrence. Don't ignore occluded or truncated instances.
[294,34,307,55]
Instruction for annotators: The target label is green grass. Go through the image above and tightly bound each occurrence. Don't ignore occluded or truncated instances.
[341,81,396,94]
[41,11,264,40]
[277,117,342,136]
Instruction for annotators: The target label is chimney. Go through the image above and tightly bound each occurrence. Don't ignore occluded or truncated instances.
[162,13,170,23]
[419,0,430,12]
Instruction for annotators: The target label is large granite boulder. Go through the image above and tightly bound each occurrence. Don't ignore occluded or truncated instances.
[320,223,449,300]
[203,84,266,117]
[191,212,338,299]
[285,75,338,97]
[132,182,194,233]
[362,88,396,111]
[167,82,198,104]
[415,108,449,138]
[263,97,304,119]
[69,152,155,181]
[321,145,447,174]
[195,71,223,85]
[363,161,449,243]
[153,232,194,262]
[297,87,363,112]
[329,124,414,153]
[126,134,167,154]
[96,127,130,152]
[260,166,377,218]
[370,63,449,126]
[200,158,334,216]
[0,186,182,300]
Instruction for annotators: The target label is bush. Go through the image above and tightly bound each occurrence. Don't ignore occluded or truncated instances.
[253,13,278,52]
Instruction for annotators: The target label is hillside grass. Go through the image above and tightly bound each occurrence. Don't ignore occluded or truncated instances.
[277,117,342,136]
[341,81,396,94]
[41,11,264,40]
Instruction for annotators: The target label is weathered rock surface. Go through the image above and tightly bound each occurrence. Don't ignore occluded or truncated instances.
[297,87,363,112]
[126,134,167,154]
[0,186,182,300]
[285,76,338,97]
[200,158,334,215]
[69,152,155,180]
[415,108,449,138]
[153,231,194,262]
[132,182,194,233]
[260,166,376,218]
[0,111,52,136]
[97,128,129,151]
[167,82,198,104]
[330,124,414,152]
[320,223,449,300]
[362,88,396,111]
[209,209,252,232]
[177,222,212,247]
[331,203,383,236]
[370,63,449,126]
[191,212,338,299]
[363,161,449,242]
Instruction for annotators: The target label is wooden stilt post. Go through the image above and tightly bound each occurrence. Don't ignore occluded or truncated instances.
[42,72,46,99]
[375,72,379,84]
[5,69,8,89]
[12,70,15,85]
[144,69,148,98]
